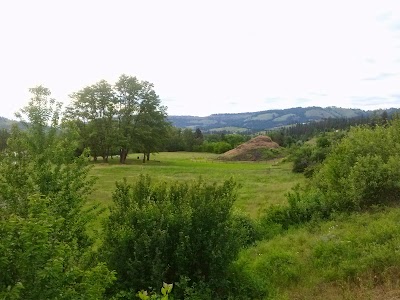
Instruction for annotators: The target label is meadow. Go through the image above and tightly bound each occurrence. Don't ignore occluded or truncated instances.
[88,151,305,218]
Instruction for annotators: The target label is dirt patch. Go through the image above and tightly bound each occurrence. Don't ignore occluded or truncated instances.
[220,135,281,161]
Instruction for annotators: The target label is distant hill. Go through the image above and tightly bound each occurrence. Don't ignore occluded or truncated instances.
[0,116,19,130]
[168,106,398,132]
[1,106,397,133]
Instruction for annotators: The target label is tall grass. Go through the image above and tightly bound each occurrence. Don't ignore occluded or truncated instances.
[234,207,400,299]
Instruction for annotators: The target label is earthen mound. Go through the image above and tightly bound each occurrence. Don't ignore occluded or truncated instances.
[220,135,280,161]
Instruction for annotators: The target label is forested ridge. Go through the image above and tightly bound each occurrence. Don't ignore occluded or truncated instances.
[168,106,399,132]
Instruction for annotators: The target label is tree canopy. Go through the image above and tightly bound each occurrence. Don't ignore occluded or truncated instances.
[66,74,169,163]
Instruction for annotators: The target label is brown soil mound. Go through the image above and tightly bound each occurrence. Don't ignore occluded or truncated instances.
[220,135,280,161]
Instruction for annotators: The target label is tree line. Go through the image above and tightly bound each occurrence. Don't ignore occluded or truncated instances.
[0,74,252,161]
[164,127,250,154]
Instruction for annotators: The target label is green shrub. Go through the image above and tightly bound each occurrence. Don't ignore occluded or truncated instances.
[215,141,232,154]
[313,121,400,211]
[102,175,246,298]
[261,187,329,235]
[231,212,262,246]
[291,145,313,173]
[199,141,233,154]
[290,134,336,175]
[0,197,115,299]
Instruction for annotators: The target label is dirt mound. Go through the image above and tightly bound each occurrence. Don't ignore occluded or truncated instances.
[220,135,280,161]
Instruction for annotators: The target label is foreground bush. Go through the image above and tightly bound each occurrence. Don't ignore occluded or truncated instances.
[0,197,115,299]
[312,121,400,211]
[102,176,251,298]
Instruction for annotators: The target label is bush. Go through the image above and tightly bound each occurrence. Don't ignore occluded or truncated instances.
[199,141,233,154]
[291,135,332,175]
[102,175,246,298]
[213,141,232,154]
[261,187,329,235]
[0,197,115,299]
[231,212,262,246]
[313,121,400,211]
[291,145,313,173]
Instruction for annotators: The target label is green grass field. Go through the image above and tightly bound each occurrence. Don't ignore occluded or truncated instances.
[88,152,304,218]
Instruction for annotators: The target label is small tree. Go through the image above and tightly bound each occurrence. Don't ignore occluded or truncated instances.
[0,87,115,298]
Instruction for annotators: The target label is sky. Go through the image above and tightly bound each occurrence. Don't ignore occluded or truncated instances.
[1,0,400,119]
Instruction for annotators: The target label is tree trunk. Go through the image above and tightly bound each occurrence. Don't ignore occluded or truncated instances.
[120,148,128,164]
[124,151,128,162]
[146,152,150,161]
[142,153,146,163]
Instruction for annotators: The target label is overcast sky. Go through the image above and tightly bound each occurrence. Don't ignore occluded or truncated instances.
[1,0,400,119]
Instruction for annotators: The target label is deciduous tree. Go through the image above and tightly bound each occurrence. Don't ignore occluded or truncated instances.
[0,87,115,298]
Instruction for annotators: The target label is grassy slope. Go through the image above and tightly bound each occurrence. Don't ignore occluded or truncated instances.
[237,207,400,299]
